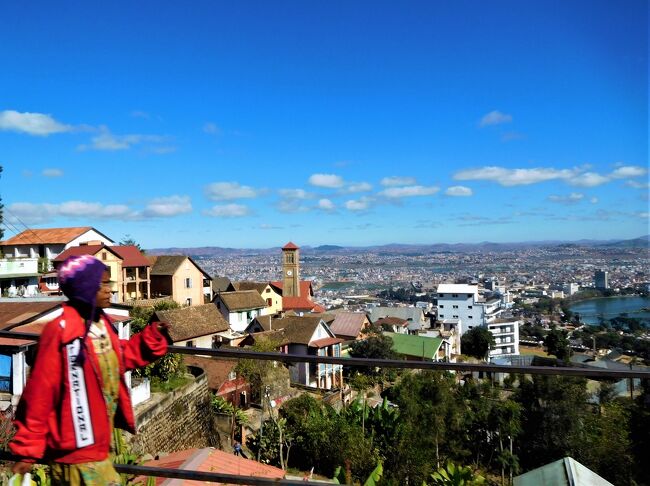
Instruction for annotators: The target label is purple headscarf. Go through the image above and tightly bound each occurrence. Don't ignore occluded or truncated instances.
[57,255,108,363]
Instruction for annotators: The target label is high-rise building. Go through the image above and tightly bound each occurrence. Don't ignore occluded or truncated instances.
[594,270,609,290]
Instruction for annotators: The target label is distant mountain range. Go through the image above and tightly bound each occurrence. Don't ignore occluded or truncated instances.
[146,235,649,257]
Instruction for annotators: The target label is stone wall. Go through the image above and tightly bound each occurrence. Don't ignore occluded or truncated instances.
[127,368,221,456]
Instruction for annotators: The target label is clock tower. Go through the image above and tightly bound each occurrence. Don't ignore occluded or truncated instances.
[282,242,300,297]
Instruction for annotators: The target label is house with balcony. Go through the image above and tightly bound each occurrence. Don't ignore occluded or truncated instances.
[214,290,268,333]
[53,245,150,303]
[149,255,213,307]
[0,226,114,270]
[242,315,343,390]
[0,257,40,297]
[487,317,520,357]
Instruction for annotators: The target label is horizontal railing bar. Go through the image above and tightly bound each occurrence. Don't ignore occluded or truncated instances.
[0,330,648,379]
[0,451,319,485]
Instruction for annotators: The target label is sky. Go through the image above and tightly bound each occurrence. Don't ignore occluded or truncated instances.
[0,0,648,249]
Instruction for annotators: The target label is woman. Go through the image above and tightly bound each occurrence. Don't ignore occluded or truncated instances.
[10,254,170,484]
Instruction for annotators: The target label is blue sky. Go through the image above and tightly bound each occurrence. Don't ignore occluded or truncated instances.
[1,1,647,248]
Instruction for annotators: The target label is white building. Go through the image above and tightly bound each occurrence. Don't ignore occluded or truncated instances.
[436,283,519,359]
[563,283,580,296]
[214,290,269,333]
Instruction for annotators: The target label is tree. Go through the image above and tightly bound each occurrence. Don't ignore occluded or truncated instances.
[543,327,572,361]
[461,327,495,360]
[349,329,397,361]
[120,234,144,252]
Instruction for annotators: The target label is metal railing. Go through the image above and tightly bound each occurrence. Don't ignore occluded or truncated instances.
[0,328,648,485]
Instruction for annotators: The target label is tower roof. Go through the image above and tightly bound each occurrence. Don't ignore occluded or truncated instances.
[282,241,300,250]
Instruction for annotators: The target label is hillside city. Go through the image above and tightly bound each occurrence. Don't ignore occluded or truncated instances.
[0,225,648,484]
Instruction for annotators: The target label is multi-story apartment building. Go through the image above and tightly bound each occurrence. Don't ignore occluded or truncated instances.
[594,269,609,290]
[436,283,519,359]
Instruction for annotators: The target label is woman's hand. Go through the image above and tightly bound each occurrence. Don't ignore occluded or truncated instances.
[12,461,32,474]
[156,321,173,344]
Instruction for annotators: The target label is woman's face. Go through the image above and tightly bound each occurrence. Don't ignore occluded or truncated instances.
[95,271,112,309]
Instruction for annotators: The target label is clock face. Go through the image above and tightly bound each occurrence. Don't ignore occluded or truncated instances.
[286,270,293,276]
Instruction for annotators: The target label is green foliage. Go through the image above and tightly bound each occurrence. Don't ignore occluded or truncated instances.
[427,462,485,486]
[211,395,249,425]
[543,327,572,361]
[129,301,184,382]
[236,337,284,402]
[460,327,495,360]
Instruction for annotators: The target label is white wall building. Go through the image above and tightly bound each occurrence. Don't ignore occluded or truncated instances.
[436,283,519,360]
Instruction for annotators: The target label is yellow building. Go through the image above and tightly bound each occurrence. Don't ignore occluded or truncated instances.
[150,255,213,306]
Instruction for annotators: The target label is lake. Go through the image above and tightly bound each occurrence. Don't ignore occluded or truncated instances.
[568,296,650,326]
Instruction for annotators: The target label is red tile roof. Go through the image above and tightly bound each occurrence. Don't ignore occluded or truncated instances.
[110,245,150,267]
[270,280,314,297]
[52,245,108,263]
[141,447,285,485]
[1,227,94,245]
[282,296,325,313]
[282,241,299,250]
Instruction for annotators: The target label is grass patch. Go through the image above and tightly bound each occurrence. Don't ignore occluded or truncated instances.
[150,374,191,393]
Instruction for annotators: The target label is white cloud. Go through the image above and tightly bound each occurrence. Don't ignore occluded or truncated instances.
[279,188,313,199]
[639,212,649,219]
[344,182,373,193]
[203,122,221,135]
[610,165,647,178]
[6,195,192,224]
[590,197,599,204]
[0,110,72,136]
[345,197,373,211]
[454,166,575,186]
[548,192,584,204]
[77,126,166,151]
[143,195,192,217]
[277,200,311,213]
[42,168,64,178]
[445,185,473,197]
[204,203,250,218]
[308,173,344,188]
[317,198,335,211]
[380,176,417,187]
[379,185,440,198]
[567,172,610,187]
[626,180,650,189]
[7,201,133,224]
[479,110,513,127]
[205,182,260,200]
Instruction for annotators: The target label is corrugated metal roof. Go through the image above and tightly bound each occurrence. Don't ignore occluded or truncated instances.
[514,457,614,486]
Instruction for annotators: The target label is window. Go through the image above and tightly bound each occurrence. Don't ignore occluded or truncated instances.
[186,298,192,306]
[452,305,458,309]
[228,370,237,381]
[186,340,195,348]
[468,315,473,319]
[216,301,221,310]
[468,305,473,309]
[266,298,272,306]
[439,304,444,308]
[439,314,445,318]
[101,252,107,261]
[184,277,192,288]
[452,315,458,318]
[265,288,271,293]
[467,294,473,298]
[452,293,458,297]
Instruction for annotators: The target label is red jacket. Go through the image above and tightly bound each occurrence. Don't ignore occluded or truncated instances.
[10,304,168,464]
